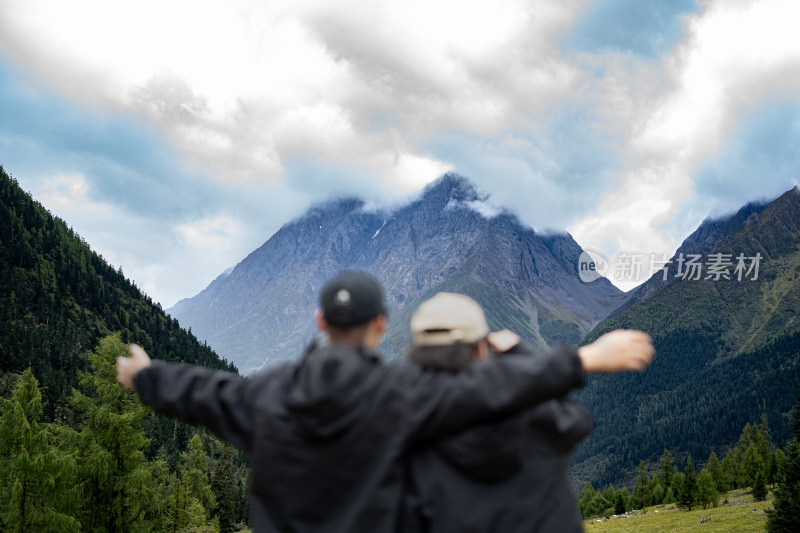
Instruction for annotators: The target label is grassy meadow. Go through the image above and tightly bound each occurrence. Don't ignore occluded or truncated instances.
[584,489,773,533]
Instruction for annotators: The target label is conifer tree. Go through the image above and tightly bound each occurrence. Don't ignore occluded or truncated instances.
[671,472,685,503]
[773,448,787,485]
[706,450,728,493]
[753,469,768,501]
[614,490,626,515]
[651,482,665,506]
[212,444,237,533]
[579,482,596,518]
[0,369,80,532]
[183,434,216,515]
[741,443,766,488]
[72,335,156,532]
[678,456,696,511]
[791,380,800,439]
[658,449,675,490]
[165,475,190,532]
[766,439,800,532]
[632,460,652,509]
[721,449,738,489]
[694,469,719,509]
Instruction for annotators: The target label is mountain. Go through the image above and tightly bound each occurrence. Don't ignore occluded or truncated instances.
[608,199,770,317]
[170,173,628,374]
[0,164,236,423]
[572,187,800,487]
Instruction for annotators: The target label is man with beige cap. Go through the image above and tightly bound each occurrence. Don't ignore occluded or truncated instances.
[403,292,598,532]
[117,271,653,533]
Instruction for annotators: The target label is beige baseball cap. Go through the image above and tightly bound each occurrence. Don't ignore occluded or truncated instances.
[410,292,490,346]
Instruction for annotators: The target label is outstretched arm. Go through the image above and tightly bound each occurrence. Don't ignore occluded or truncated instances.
[116,344,263,452]
[488,328,654,372]
[405,328,654,443]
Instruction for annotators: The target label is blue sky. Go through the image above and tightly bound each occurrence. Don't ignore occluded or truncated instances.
[2,0,800,307]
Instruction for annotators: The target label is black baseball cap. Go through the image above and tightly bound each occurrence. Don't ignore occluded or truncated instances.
[320,271,387,327]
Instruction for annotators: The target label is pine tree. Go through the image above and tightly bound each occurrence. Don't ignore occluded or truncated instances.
[0,369,80,532]
[72,335,157,532]
[766,439,800,532]
[678,456,696,511]
[694,469,719,509]
[614,490,626,515]
[183,434,216,515]
[651,482,665,506]
[721,449,738,489]
[671,473,685,503]
[579,482,596,518]
[707,450,728,493]
[756,414,775,482]
[658,449,675,490]
[165,475,190,532]
[753,469,768,501]
[147,454,174,533]
[773,448,787,485]
[212,444,237,533]
[632,460,652,509]
[791,380,800,439]
[742,443,766,488]
[601,484,616,506]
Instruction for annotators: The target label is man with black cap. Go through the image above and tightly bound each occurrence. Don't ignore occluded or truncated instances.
[117,270,654,533]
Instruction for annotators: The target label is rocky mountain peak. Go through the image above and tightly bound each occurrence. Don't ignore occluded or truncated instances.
[420,172,482,206]
[169,172,627,374]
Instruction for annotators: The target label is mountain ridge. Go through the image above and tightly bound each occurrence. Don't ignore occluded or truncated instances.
[572,186,800,488]
[170,173,627,374]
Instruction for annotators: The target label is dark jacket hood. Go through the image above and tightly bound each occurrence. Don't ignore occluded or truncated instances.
[283,340,382,440]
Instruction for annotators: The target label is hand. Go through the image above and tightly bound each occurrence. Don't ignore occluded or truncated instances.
[577,330,654,374]
[116,344,152,390]
[487,329,521,353]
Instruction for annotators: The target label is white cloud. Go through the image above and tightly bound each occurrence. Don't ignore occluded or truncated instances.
[0,0,581,190]
[5,0,800,300]
[35,173,111,219]
[21,171,265,308]
[178,216,238,248]
[569,0,800,290]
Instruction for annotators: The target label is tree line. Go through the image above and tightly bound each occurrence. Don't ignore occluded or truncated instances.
[578,384,800,532]
[0,335,249,532]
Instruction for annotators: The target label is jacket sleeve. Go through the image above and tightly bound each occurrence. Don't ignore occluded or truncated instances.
[133,361,264,452]
[401,344,585,444]
[527,398,594,449]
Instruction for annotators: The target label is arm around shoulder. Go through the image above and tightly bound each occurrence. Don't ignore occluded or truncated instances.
[405,343,585,443]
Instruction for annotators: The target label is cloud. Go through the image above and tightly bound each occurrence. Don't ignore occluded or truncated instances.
[683,101,800,219]
[565,0,699,56]
[0,0,583,192]
[3,0,800,301]
[568,0,800,279]
[178,216,239,248]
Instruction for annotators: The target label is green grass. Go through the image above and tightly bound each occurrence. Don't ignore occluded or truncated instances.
[584,490,773,532]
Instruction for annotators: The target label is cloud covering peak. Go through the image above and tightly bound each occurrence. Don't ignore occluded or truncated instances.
[2,0,800,302]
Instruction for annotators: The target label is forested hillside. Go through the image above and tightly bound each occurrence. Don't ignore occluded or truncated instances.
[0,164,236,415]
[574,188,800,488]
[0,165,251,531]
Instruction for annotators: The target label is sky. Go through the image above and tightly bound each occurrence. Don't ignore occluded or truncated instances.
[2,0,800,307]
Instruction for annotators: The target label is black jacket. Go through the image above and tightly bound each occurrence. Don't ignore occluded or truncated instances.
[405,390,592,533]
[133,341,584,532]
